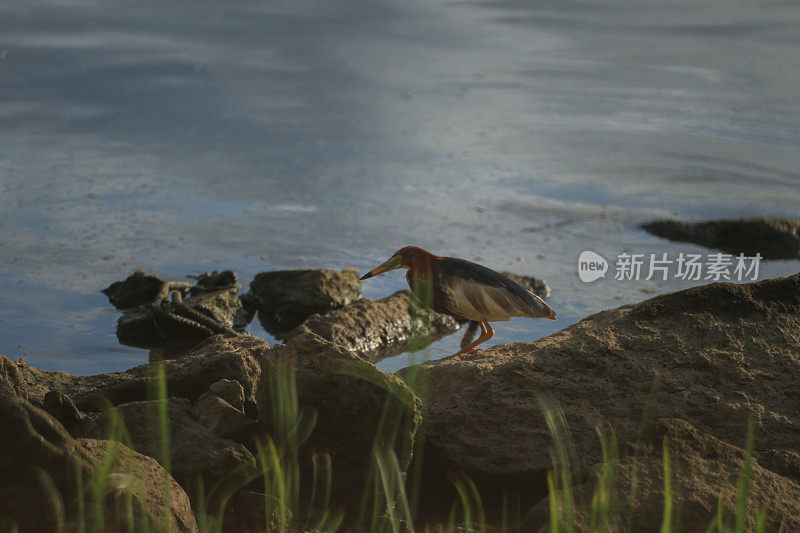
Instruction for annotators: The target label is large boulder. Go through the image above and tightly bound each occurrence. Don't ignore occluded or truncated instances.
[257,332,422,511]
[285,290,460,362]
[0,394,197,532]
[82,397,256,505]
[411,274,800,523]
[525,419,800,531]
[642,217,800,259]
[80,439,199,532]
[247,269,361,334]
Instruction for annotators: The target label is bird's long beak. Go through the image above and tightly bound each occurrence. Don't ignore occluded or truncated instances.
[360,255,402,280]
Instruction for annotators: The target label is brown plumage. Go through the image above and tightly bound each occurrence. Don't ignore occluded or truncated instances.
[360,246,556,353]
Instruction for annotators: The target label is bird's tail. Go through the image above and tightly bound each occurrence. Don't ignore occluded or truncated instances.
[530,294,557,320]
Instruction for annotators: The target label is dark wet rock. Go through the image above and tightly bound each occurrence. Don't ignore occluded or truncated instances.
[116,271,247,355]
[190,270,238,294]
[0,395,196,532]
[82,397,256,504]
[409,273,800,523]
[285,290,460,362]
[257,332,422,511]
[499,271,551,299]
[102,270,173,309]
[525,419,800,532]
[247,269,361,334]
[642,217,800,259]
[11,335,266,412]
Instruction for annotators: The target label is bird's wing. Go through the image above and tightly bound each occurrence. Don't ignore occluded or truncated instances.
[438,258,555,321]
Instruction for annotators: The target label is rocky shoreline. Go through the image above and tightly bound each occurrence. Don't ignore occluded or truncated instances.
[2,265,799,531]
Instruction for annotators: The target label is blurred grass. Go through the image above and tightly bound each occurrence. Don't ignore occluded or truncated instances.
[19,330,772,533]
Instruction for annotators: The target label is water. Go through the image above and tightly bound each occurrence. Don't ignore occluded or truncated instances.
[1,0,798,375]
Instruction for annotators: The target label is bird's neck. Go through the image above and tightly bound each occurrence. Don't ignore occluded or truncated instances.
[407,254,436,277]
[406,256,437,306]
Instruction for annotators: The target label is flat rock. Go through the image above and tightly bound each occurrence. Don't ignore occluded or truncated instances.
[285,290,460,362]
[642,217,800,259]
[247,269,361,334]
[411,273,800,522]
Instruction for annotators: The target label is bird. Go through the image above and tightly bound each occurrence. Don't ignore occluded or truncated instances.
[359,246,556,354]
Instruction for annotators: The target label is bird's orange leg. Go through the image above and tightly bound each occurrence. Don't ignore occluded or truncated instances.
[458,321,494,354]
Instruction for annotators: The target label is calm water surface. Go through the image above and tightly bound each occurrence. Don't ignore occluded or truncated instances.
[1,0,799,374]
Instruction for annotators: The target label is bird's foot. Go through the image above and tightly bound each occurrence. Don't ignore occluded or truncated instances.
[459,348,483,355]
[16,357,26,367]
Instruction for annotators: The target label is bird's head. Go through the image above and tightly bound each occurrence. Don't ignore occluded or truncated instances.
[360,246,436,280]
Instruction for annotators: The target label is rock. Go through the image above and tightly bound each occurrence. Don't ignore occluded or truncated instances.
[43,390,90,434]
[193,379,252,444]
[525,419,800,532]
[247,269,361,334]
[190,270,238,295]
[0,352,34,399]
[285,290,460,362]
[102,270,170,309]
[499,272,551,299]
[116,270,247,354]
[203,378,246,411]
[187,270,250,330]
[410,274,800,522]
[642,217,800,259]
[9,335,265,412]
[257,332,422,510]
[80,439,199,532]
[82,397,256,504]
[0,395,196,532]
